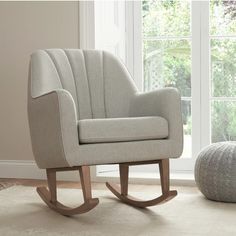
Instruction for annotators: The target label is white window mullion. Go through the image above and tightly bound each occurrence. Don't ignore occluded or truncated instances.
[200,1,211,148]
[133,1,143,91]
[191,1,201,159]
[125,1,134,79]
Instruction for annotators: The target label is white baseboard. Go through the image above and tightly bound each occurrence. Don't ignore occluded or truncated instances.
[0,160,80,181]
[0,160,196,186]
[94,171,195,186]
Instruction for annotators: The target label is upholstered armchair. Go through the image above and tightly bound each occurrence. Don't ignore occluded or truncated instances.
[28,49,183,216]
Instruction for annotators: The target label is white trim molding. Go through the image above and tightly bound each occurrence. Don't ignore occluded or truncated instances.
[79,1,95,49]
[0,160,44,179]
[0,160,81,181]
[94,170,195,186]
[125,1,143,91]
[0,160,195,186]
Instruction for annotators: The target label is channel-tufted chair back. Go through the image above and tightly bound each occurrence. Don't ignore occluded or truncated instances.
[29,49,138,119]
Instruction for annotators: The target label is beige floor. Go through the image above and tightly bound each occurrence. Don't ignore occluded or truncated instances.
[0,179,235,236]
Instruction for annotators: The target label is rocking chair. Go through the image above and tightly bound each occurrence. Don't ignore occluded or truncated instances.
[28,49,183,216]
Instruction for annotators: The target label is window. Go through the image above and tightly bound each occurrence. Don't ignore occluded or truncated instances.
[81,0,236,180]
[142,1,192,160]
[130,0,236,176]
[210,1,236,143]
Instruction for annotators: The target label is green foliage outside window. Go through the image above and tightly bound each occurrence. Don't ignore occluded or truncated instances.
[142,0,236,143]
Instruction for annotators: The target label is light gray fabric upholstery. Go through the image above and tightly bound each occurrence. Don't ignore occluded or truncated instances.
[28,88,78,168]
[129,88,183,157]
[78,116,168,144]
[28,49,183,169]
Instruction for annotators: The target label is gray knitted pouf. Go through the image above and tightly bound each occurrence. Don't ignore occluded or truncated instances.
[194,142,236,202]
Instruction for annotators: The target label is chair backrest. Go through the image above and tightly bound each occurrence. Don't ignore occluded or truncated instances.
[29,49,138,119]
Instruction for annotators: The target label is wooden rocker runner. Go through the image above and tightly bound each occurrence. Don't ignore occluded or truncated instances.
[36,159,176,216]
[28,49,183,216]
[37,166,99,216]
[106,159,177,208]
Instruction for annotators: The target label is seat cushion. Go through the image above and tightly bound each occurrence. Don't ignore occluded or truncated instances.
[78,116,168,144]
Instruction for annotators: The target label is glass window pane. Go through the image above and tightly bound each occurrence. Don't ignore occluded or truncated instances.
[143,0,191,37]
[142,0,192,161]
[182,100,192,158]
[211,101,236,142]
[211,39,236,97]
[210,0,236,36]
[143,39,191,96]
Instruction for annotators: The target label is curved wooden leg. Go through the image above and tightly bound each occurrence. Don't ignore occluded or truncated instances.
[37,166,99,216]
[106,159,177,208]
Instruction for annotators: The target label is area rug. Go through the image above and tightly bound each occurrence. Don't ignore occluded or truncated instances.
[0,186,236,236]
[0,182,14,191]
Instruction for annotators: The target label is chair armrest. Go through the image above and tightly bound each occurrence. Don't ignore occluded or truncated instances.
[28,89,78,168]
[129,88,183,156]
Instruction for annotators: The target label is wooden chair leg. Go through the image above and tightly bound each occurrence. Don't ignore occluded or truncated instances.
[159,159,170,195]
[46,169,57,203]
[78,166,92,201]
[37,166,99,216]
[106,159,177,208]
[119,164,129,196]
